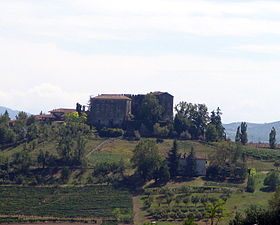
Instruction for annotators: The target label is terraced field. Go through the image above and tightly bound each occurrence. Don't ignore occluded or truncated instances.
[0,186,132,219]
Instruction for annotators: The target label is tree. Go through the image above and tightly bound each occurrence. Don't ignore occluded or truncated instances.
[139,94,163,126]
[246,175,256,193]
[167,140,180,178]
[264,171,280,191]
[155,161,170,183]
[75,136,86,164]
[184,147,197,177]
[0,110,10,124]
[240,122,248,145]
[209,108,225,140]
[37,150,50,169]
[131,139,163,181]
[174,102,209,140]
[235,126,241,143]
[205,124,219,142]
[269,127,277,149]
[205,199,228,225]
[269,186,280,212]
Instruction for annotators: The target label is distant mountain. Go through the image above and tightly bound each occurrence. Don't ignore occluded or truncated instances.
[0,106,30,119]
[223,121,280,143]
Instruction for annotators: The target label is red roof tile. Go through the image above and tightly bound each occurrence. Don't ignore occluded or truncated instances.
[49,108,76,113]
[93,94,131,100]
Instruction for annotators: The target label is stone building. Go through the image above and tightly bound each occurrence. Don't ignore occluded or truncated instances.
[89,94,132,128]
[178,153,207,176]
[88,92,173,128]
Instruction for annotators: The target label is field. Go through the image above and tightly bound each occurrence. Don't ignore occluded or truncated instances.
[1,138,279,224]
[0,185,132,221]
[136,174,273,225]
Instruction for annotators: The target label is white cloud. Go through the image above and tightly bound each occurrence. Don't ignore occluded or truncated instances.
[227,44,280,54]
[1,0,280,42]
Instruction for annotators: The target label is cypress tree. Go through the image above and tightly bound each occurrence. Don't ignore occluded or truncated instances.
[167,140,180,178]
[269,127,277,149]
[235,126,241,143]
[240,122,248,145]
[185,147,197,177]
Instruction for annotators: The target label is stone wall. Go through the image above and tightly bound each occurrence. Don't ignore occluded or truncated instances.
[89,97,131,128]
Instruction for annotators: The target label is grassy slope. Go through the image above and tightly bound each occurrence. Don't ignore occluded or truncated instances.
[0,138,279,224]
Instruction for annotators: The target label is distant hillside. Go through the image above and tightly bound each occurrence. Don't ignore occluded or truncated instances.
[0,106,30,119]
[224,121,280,143]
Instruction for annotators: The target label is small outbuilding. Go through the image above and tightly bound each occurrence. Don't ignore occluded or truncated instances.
[178,153,207,176]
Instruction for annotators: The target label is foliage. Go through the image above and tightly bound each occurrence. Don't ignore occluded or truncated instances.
[184,148,197,177]
[131,139,163,181]
[174,102,209,140]
[205,199,228,225]
[269,127,277,149]
[263,171,280,191]
[139,94,164,127]
[246,175,256,193]
[206,108,225,142]
[240,122,248,145]
[167,140,180,178]
[207,142,247,182]
[99,128,124,137]
[235,126,241,143]
[64,111,87,124]
[153,123,169,138]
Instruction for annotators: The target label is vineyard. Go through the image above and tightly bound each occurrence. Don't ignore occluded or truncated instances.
[242,146,280,160]
[0,185,132,221]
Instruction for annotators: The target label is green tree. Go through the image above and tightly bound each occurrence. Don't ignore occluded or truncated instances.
[184,147,197,177]
[235,126,241,143]
[269,127,277,149]
[246,175,256,193]
[205,199,228,225]
[140,94,163,126]
[174,102,209,140]
[205,124,219,142]
[75,136,86,164]
[264,171,280,191]
[0,110,10,124]
[131,139,163,181]
[37,150,50,169]
[167,140,180,178]
[209,108,225,140]
[240,122,248,145]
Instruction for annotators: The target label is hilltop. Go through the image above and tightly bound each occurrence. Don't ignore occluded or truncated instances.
[224,121,280,143]
[0,106,30,119]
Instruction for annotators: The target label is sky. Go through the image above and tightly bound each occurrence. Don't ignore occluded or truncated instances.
[1,0,280,123]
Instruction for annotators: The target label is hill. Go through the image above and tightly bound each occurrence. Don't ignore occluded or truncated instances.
[224,121,280,143]
[0,106,30,119]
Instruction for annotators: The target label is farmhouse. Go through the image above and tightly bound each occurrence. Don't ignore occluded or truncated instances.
[88,94,132,127]
[88,91,173,128]
[178,153,207,176]
[34,108,76,122]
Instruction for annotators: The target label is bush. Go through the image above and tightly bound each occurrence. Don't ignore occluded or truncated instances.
[264,171,280,191]
[99,128,124,137]
[246,175,256,193]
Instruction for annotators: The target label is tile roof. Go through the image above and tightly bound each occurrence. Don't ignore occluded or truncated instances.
[34,114,53,120]
[150,91,173,96]
[93,94,131,100]
[49,108,76,113]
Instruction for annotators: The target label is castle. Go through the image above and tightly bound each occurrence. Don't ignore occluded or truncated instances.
[88,92,173,128]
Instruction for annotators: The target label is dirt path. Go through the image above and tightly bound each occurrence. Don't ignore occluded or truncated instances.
[133,195,143,225]
[85,139,112,158]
